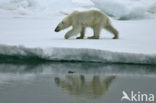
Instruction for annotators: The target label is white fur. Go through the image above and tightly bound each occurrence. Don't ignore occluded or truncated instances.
[55,10,119,39]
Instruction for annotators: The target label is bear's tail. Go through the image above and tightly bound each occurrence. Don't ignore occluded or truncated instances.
[105,21,119,39]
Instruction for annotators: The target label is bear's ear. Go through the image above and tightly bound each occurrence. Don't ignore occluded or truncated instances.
[62,21,64,24]
[59,11,69,15]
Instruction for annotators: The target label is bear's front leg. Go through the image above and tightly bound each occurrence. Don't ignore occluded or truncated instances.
[87,36,99,39]
[65,27,81,39]
[64,29,73,39]
[88,26,101,39]
[65,33,70,39]
[76,27,85,39]
[76,36,84,39]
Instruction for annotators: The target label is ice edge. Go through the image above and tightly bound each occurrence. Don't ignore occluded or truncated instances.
[0,45,156,64]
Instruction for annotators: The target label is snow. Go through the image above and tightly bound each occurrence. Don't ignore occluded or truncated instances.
[0,0,156,19]
[91,0,156,20]
[0,0,156,64]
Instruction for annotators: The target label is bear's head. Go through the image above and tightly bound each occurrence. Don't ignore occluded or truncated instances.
[55,17,71,32]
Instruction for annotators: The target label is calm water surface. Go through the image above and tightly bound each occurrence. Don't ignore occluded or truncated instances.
[0,63,156,103]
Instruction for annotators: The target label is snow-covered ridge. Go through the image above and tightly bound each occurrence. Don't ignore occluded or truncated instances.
[91,0,156,20]
[0,0,156,19]
[0,45,156,64]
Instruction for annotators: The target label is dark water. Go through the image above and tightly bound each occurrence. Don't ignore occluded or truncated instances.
[0,63,156,103]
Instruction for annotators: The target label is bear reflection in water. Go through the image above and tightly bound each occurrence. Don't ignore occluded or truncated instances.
[54,75,116,99]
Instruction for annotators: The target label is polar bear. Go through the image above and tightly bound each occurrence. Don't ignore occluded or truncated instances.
[55,10,119,39]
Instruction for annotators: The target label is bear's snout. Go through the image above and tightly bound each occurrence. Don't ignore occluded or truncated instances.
[55,26,60,32]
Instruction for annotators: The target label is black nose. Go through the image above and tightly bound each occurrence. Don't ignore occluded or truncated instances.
[55,27,59,32]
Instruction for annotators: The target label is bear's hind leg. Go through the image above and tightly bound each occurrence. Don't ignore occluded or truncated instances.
[88,25,101,39]
[76,27,85,39]
[105,24,119,39]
